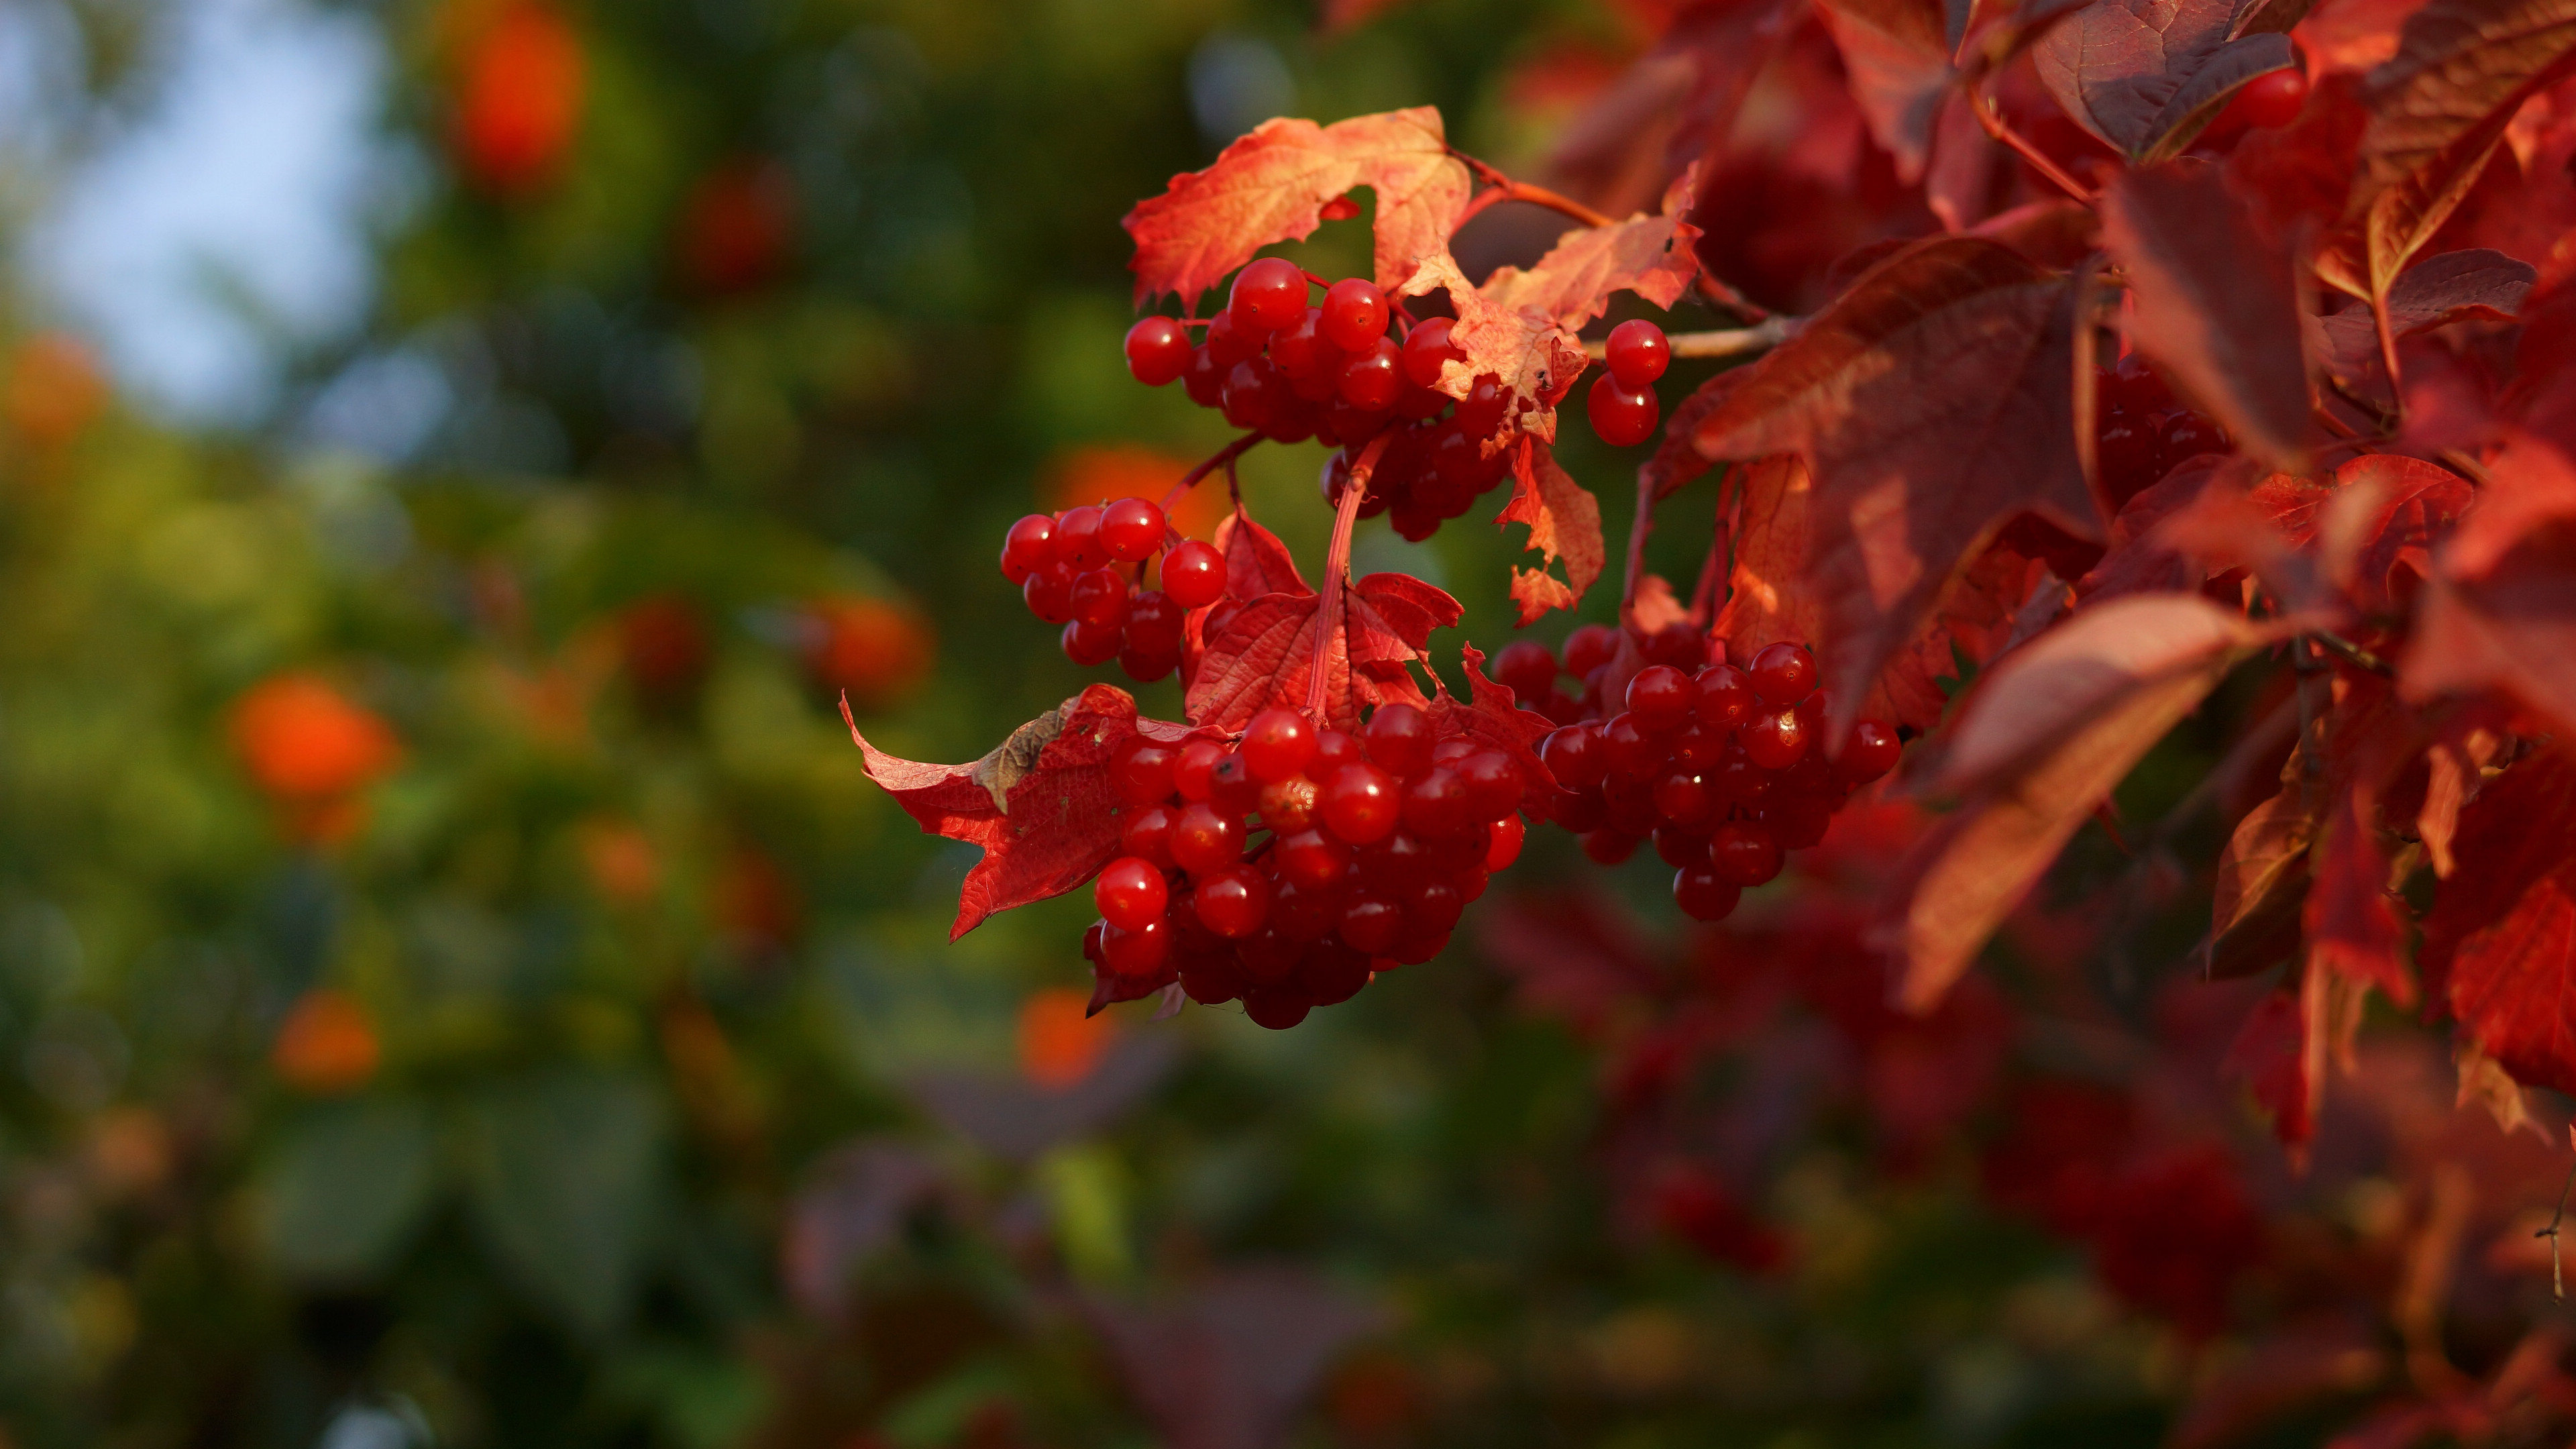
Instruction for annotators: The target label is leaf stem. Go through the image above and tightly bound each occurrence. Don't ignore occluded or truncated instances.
[1452,152,1617,229]
[1159,432,1265,514]
[1582,318,1794,361]
[1967,85,2097,207]
[2312,630,2396,678]
[1306,432,1391,722]
[2371,291,2407,419]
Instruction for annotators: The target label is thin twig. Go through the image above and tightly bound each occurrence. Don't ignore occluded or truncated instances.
[1159,433,1264,514]
[1582,318,1795,362]
[1968,85,2097,206]
[1452,152,1617,229]
[1305,432,1391,721]
[2312,630,2396,678]
[2536,1161,2576,1302]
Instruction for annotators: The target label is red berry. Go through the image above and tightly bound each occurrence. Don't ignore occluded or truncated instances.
[1100,497,1166,562]
[1124,590,1184,654]
[1120,647,1179,682]
[1063,619,1122,666]
[1401,768,1476,839]
[1339,895,1403,954]
[1174,738,1226,800]
[1258,776,1322,834]
[1552,788,1607,833]
[1321,763,1401,844]
[1601,774,1658,836]
[1625,665,1695,731]
[1363,703,1434,779]
[1125,317,1193,386]
[1307,728,1364,779]
[1401,316,1462,388]
[1277,829,1350,890]
[1748,641,1817,705]
[1242,707,1318,782]
[1207,753,1265,816]
[1183,346,1226,407]
[1180,953,1243,1004]
[1654,825,1709,867]
[1456,374,1508,437]
[1740,708,1809,770]
[1711,749,1775,807]
[1669,722,1726,770]
[1563,624,1620,678]
[1100,917,1169,975]
[1228,257,1309,337]
[1338,338,1403,411]
[1405,877,1465,934]
[1492,640,1558,701]
[1000,515,1055,582]
[2232,66,2308,128]
[1587,374,1659,447]
[1693,663,1756,729]
[1710,821,1783,887]
[1071,569,1132,629]
[1244,983,1312,1029]
[1161,540,1226,609]
[1455,750,1523,822]
[1237,929,1301,985]
[1839,719,1902,784]
[1541,723,1606,790]
[1268,307,1342,383]
[1054,505,1108,570]
[1192,866,1271,938]
[1673,865,1741,922]
[1581,828,1641,865]
[1486,812,1525,871]
[1111,736,1178,804]
[1121,803,1179,869]
[1601,712,1670,778]
[1023,565,1075,624]
[1322,278,1390,352]
[1205,310,1258,366]
[1300,944,1371,1006]
[1650,767,1715,830]
[1605,319,1670,387]
[1094,856,1169,930]
[1271,879,1340,941]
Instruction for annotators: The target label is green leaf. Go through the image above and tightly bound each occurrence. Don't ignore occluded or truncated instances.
[254,1095,438,1284]
[459,1069,665,1340]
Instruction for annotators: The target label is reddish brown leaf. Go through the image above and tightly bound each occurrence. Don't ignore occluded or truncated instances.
[1693,237,2102,737]
[2102,165,2316,467]
[2222,987,2315,1146]
[845,688,1193,941]
[2316,248,2536,385]
[2304,787,2416,1007]
[1813,0,1956,181]
[1122,107,1471,309]
[1640,369,1748,505]
[2076,458,2224,601]
[2222,70,2373,253]
[2033,0,2299,161]
[2421,745,2576,1095]
[2403,435,2576,736]
[1479,168,1703,329]
[1426,644,1568,814]
[1882,594,2271,1006]
[2419,703,2509,875]
[2208,784,2316,977]
[1398,250,1593,435]
[1187,570,1458,734]
[1497,437,1607,625]
[2317,451,2474,611]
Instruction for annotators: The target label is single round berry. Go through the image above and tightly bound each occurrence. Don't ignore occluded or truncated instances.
[1401,768,1476,839]
[1601,712,1670,777]
[1709,820,1784,887]
[1363,703,1434,779]
[1193,865,1271,938]
[1493,640,1558,702]
[1562,624,1620,680]
[1161,540,1226,609]
[1095,856,1170,931]
[1100,496,1167,562]
[1054,505,1108,570]
[1183,346,1226,407]
[1322,277,1391,352]
[1001,515,1055,583]
[1653,825,1707,867]
[1099,917,1169,975]
[1237,929,1301,985]
[1207,753,1266,816]
[1650,767,1715,830]
[1454,750,1523,822]
[1071,569,1132,629]
[1486,812,1526,871]
[1587,374,1660,447]
[1277,828,1350,890]
[1541,723,1607,790]
[1258,775,1321,834]
[1401,316,1462,388]
[2232,66,2308,128]
[1300,944,1372,1006]
[1669,722,1725,770]
[1173,738,1227,800]
[1838,719,1902,784]
[1242,707,1318,782]
[1321,762,1401,844]
[1740,708,1809,770]
[1063,619,1122,666]
[1456,374,1509,437]
[1229,257,1309,337]
[1626,665,1695,731]
[1024,566,1075,624]
[1580,828,1641,865]
[1112,736,1179,804]
[1673,865,1741,922]
[1122,802,1179,869]
[1125,316,1193,386]
[1693,663,1756,729]
[1605,319,1671,387]
[1124,590,1185,655]
[1307,728,1364,778]
[1244,983,1312,1029]
[1748,641,1817,705]
[1271,879,1339,941]
[1205,310,1259,366]
[1180,954,1242,1005]
[1339,339,1403,411]
[1338,895,1403,954]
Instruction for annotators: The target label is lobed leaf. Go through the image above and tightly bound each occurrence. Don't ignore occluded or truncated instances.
[1480,167,1703,329]
[1188,572,1459,733]
[1497,437,1607,625]
[1397,250,1592,434]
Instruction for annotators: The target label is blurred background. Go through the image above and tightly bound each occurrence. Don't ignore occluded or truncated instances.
[0,1,2500,1446]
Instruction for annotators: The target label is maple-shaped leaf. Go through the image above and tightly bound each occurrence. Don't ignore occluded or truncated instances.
[2420,745,2576,1095]
[1216,508,1312,602]
[1495,437,1607,625]
[1187,556,1460,733]
[1815,0,1956,181]
[1397,250,1591,436]
[1425,644,1566,814]
[1879,594,2275,1007]
[1122,107,1471,309]
[1693,236,2102,737]
[2402,435,2576,737]
[1479,168,1703,330]
[2033,0,2299,162]
[2102,164,2315,467]
[2316,248,2536,390]
[845,688,1192,940]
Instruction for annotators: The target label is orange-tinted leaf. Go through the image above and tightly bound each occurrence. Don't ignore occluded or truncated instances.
[2403,435,2576,735]
[1814,0,1955,180]
[846,688,1192,941]
[2208,784,2316,977]
[1479,168,1702,329]
[1883,594,2269,1006]
[1122,107,1471,308]
[1398,250,1592,433]
[2104,165,2316,466]
[1497,437,1606,625]
[1694,237,2102,737]
[1640,369,1748,505]
[2421,745,2576,1095]
[2033,0,2298,161]
[2419,702,2509,875]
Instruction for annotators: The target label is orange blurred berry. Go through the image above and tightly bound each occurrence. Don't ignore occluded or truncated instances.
[1016,986,1116,1090]
[579,818,660,903]
[801,596,933,711]
[88,1106,174,1197]
[680,158,798,297]
[714,847,802,955]
[230,674,402,802]
[272,989,382,1095]
[3,333,107,449]
[453,5,584,195]
[618,593,711,704]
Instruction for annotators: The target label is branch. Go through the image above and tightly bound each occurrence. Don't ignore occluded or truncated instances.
[1306,431,1391,721]
[1582,317,1794,362]
[2311,630,2396,678]
[1159,432,1263,514]
[1967,84,2097,207]
[1452,152,1618,229]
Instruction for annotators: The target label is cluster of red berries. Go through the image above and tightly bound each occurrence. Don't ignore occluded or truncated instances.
[1084,702,1529,1030]
[1515,633,1899,922]
[2094,354,2231,509]
[1000,498,1228,678]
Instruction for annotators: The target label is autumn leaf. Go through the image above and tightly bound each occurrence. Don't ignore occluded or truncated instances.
[2317,452,2473,611]
[1479,167,1703,330]
[1496,437,1607,625]
[1640,369,1748,506]
[2222,987,2314,1146]
[1216,508,1312,602]
[1425,643,1566,814]
[2304,788,2416,1007]
[1694,237,2102,737]
[2402,435,2576,736]
[2102,164,2315,467]
[2316,249,2536,388]
[1814,0,1955,180]
[2420,745,2576,1095]
[845,688,1193,941]
[2206,786,2314,978]
[1187,568,1461,733]
[1123,107,1472,309]
[1880,594,2274,1008]
[1396,250,1591,438]
[2032,0,2299,162]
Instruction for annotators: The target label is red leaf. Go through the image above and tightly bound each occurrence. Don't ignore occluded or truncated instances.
[2102,164,2316,466]
[1693,237,2103,737]
[1479,167,1703,329]
[2421,745,2576,1095]
[2304,786,2416,1008]
[1880,594,2273,1007]
[2318,451,2474,612]
[2403,435,2576,736]
[2206,784,2316,978]
[1425,643,1566,814]
[2222,71,2371,254]
[1640,369,1748,506]
[1397,250,1592,435]
[2316,248,2536,389]
[845,688,1193,940]
[2222,987,2314,1146]
[1497,437,1607,625]
[1186,570,1458,734]
[2033,0,2298,161]
[1122,107,1470,309]
[1217,508,1312,601]
[1813,0,1955,180]
[2076,458,2222,601]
